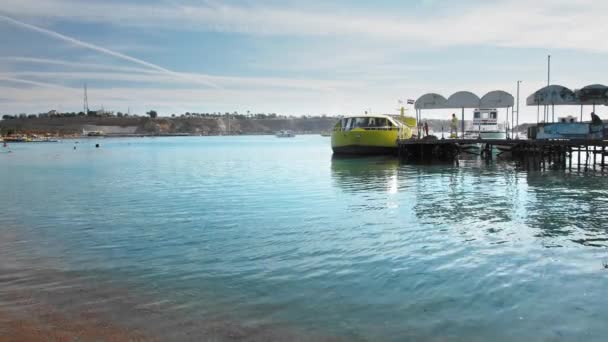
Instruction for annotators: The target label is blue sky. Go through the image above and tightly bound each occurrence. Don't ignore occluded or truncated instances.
[0,0,607,121]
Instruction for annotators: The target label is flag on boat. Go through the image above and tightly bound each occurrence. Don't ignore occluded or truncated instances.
[407,99,415,104]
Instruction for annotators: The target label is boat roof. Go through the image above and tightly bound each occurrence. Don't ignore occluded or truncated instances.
[340,114,400,120]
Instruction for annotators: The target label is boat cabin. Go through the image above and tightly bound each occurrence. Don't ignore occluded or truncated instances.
[472,109,498,132]
[335,116,400,131]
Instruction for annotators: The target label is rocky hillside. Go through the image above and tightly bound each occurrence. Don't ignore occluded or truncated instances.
[0,116,338,135]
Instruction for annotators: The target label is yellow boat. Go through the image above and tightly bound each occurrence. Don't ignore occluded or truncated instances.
[331,109,416,155]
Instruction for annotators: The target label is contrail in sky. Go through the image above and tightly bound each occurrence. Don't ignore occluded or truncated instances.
[0,14,220,88]
[0,74,77,90]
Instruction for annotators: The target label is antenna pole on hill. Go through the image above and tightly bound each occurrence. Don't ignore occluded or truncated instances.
[83,83,89,115]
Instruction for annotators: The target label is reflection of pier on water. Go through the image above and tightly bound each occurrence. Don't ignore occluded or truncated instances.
[331,155,608,249]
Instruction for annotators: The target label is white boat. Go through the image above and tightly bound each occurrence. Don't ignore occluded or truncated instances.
[459,108,508,153]
[82,129,105,137]
[276,130,295,138]
[466,108,506,140]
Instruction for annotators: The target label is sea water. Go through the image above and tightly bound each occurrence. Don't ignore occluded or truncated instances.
[1,136,607,341]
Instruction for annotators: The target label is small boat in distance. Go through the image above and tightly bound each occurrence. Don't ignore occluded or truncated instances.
[82,129,105,137]
[320,132,331,137]
[276,130,295,138]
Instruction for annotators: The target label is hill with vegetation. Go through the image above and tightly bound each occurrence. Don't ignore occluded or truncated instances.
[0,112,338,136]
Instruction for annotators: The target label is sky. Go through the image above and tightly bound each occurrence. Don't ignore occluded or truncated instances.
[0,0,607,122]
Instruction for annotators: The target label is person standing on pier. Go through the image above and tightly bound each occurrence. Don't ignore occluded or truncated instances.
[591,112,602,126]
[424,122,429,137]
[450,113,458,138]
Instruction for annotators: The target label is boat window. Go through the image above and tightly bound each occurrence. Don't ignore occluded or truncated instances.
[344,118,352,131]
[490,112,497,119]
[474,112,480,119]
[354,117,368,128]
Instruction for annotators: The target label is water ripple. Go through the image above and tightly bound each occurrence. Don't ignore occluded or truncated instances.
[2,137,608,341]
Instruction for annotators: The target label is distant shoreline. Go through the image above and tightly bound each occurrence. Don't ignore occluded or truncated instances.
[0,116,336,137]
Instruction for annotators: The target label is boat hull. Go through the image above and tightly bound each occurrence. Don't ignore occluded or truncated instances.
[479,131,506,139]
[332,145,397,155]
[331,128,399,155]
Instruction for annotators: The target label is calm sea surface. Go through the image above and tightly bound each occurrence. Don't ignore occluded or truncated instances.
[1,136,608,341]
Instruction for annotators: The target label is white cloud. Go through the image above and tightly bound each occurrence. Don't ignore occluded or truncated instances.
[0,57,156,74]
[0,55,364,92]
[1,0,607,121]
[2,0,608,52]
[0,14,220,88]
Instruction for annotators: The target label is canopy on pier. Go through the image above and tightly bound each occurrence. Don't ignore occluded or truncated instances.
[526,84,608,124]
[447,91,480,108]
[526,85,577,106]
[480,90,514,108]
[413,90,515,139]
[526,84,608,106]
[414,93,448,109]
[576,84,608,105]
[415,90,515,109]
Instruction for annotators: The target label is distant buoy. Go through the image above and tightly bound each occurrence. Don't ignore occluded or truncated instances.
[95,144,100,148]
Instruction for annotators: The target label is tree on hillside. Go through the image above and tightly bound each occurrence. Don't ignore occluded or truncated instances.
[147,110,158,119]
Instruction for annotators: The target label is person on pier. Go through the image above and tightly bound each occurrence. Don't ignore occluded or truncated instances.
[450,113,458,138]
[591,112,602,126]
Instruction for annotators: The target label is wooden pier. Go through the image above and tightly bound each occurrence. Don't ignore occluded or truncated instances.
[397,138,608,171]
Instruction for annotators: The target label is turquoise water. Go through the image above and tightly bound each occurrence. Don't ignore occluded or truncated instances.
[1,136,608,341]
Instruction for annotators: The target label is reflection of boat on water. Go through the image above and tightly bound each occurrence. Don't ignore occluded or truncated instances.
[459,132,482,152]
[276,130,295,138]
[331,155,400,192]
[331,110,416,155]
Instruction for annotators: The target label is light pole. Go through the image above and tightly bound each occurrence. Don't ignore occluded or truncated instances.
[516,80,521,138]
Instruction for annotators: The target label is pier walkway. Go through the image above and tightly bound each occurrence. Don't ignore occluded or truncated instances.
[397,138,608,171]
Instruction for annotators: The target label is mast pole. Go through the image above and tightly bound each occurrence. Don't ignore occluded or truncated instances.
[461,107,464,139]
[516,80,521,137]
[546,55,551,122]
